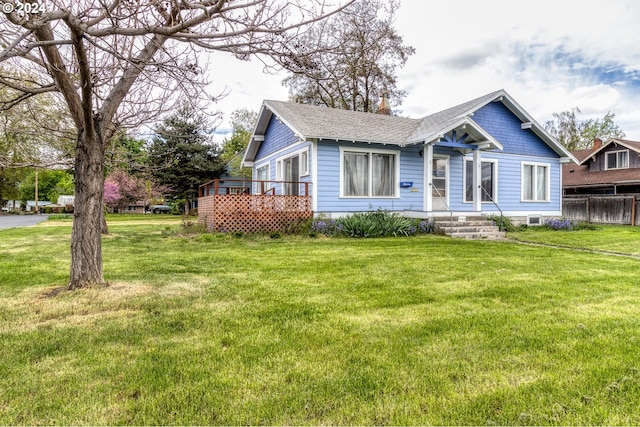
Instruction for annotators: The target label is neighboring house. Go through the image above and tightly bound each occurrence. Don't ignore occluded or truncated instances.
[2,199,59,212]
[563,138,640,195]
[25,200,52,212]
[57,195,75,206]
[1,200,20,212]
[105,200,147,214]
[123,201,147,214]
[241,89,576,225]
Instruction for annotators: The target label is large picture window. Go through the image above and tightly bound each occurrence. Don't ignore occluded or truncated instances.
[464,159,497,203]
[522,162,549,202]
[342,148,398,197]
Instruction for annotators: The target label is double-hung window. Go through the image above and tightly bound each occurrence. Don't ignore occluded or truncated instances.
[605,150,629,170]
[522,162,549,202]
[341,148,398,197]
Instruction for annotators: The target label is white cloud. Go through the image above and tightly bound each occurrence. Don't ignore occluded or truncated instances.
[196,0,640,144]
[394,0,640,137]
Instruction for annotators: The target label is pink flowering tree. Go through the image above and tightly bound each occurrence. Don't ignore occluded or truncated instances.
[103,170,147,213]
[103,179,122,212]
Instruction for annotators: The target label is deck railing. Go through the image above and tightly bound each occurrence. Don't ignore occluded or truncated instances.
[199,179,311,197]
[198,179,313,233]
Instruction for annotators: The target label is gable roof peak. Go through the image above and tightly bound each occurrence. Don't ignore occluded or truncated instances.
[578,138,640,165]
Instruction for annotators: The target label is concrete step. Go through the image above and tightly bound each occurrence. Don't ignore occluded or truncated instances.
[434,220,495,227]
[437,226,501,233]
[447,231,506,239]
[433,216,505,239]
[442,216,489,222]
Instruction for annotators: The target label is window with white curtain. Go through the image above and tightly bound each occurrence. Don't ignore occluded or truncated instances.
[605,150,629,170]
[522,162,549,202]
[342,148,397,197]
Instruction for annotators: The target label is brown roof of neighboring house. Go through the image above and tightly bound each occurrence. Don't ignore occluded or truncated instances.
[563,163,640,187]
[563,138,640,187]
[572,148,597,163]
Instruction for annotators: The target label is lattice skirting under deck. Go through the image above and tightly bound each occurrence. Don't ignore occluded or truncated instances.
[198,194,313,233]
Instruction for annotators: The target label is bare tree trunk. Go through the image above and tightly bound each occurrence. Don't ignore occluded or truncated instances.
[68,130,106,289]
[101,202,109,235]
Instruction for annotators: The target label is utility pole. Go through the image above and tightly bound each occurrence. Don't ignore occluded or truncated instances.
[34,169,39,214]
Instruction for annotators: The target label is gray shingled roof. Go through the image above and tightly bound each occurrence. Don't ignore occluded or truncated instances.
[263,100,420,145]
[243,89,576,164]
[262,89,505,146]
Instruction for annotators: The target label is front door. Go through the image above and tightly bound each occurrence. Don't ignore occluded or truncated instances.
[283,155,299,195]
[432,157,448,211]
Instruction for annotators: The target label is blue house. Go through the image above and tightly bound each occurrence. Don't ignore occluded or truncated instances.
[241,89,577,226]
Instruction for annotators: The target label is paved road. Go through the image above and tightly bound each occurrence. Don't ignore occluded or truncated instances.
[0,214,50,230]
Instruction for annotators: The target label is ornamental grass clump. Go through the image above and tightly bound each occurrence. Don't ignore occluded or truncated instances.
[311,210,434,238]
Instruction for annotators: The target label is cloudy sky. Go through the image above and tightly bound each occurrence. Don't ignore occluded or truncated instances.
[207,0,640,144]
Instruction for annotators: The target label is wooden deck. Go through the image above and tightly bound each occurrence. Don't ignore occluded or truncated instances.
[198,179,313,233]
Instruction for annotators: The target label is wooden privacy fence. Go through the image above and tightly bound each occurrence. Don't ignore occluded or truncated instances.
[563,194,640,226]
[198,179,313,233]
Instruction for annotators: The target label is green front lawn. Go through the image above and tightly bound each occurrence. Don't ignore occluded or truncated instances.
[1,217,639,425]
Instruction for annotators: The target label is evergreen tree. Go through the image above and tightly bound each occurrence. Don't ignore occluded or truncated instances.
[148,105,221,213]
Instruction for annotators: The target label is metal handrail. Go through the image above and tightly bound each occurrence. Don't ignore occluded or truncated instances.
[479,185,504,231]
[430,182,453,230]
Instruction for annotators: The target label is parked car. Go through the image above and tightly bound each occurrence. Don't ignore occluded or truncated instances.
[149,204,172,214]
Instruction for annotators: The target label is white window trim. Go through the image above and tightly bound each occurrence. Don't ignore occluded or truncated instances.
[605,149,629,170]
[521,161,551,202]
[339,146,401,198]
[276,147,310,180]
[462,157,498,204]
[300,149,309,176]
[256,162,270,179]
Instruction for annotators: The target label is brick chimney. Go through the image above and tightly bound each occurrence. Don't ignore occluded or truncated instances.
[592,138,603,149]
[376,91,391,115]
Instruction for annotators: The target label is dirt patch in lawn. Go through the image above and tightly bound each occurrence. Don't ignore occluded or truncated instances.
[1,282,156,333]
